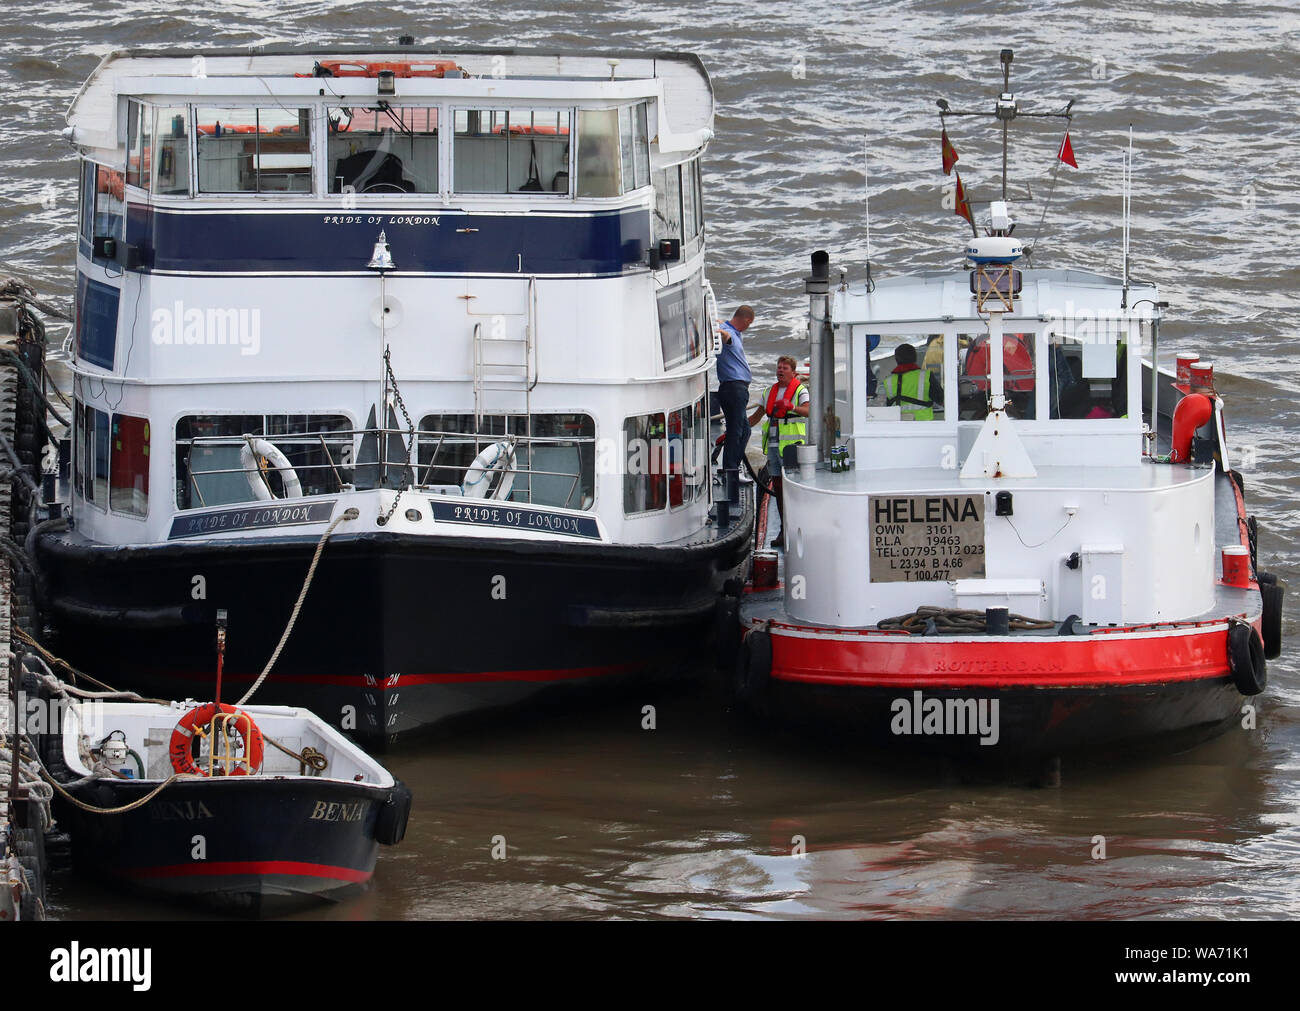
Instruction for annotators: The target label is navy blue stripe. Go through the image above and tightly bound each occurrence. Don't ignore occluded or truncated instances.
[125,205,651,275]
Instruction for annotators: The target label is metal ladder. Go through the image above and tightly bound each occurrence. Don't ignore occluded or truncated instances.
[471,276,537,498]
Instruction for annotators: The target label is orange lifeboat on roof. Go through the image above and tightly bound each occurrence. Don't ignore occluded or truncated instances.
[297,59,466,79]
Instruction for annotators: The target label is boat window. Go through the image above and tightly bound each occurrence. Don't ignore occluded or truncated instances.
[153,106,190,196]
[656,267,706,370]
[576,109,621,197]
[453,109,571,194]
[668,395,708,509]
[74,402,110,510]
[653,165,682,244]
[418,413,595,510]
[632,103,650,189]
[957,333,1035,419]
[1046,332,1127,420]
[872,337,946,422]
[328,105,439,194]
[125,100,152,192]
[109,413,150,518]
[624,413,668,514]
[174,414,353,509]
[78,161,95,242]
[90,163,125,252]
[681,161,699,244]
[196,107,313,194]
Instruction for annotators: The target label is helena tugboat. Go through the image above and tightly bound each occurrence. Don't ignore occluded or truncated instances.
[730,50,1285,762]
[38,44,749,748]
[39,689,410,915]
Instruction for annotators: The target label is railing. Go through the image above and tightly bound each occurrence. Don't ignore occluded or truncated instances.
[176,424,593,512]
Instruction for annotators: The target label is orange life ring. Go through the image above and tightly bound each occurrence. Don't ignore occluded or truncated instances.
[169,703,264,777]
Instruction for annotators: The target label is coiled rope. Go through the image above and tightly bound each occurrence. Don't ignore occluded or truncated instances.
[878,605,1056,634]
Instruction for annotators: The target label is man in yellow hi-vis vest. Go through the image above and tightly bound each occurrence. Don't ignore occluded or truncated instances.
[748,356,809,549]
[885,343,944,420]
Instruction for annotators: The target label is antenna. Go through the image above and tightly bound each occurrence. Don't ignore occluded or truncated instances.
[1000,48,1013,201]
[863,137,875,290]
[1122,124,1133,307]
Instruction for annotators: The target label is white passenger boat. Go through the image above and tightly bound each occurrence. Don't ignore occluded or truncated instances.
[38,46,751,748]
[729,52,1284,761]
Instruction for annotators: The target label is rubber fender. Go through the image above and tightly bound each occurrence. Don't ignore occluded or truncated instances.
[714,596,742,672]
[1228,618,1267,696]
[736,629,773,715]
[375,780,412,846]
[1259,571,1285,660]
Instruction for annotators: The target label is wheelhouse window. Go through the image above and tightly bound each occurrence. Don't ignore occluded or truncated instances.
[1047,331,1128,420]
[196,107,313,194]
[329,105,439,194]
[654,160,703,248]
[576,108,620,197]
[109,413,150,517]
[175,414,352,509]
[74,402,110,509]
[86,162,124,251]
[453,109,571,194]
[624,412,668,514]
[153,106,190,195]
[418,413,595,510]
[125,100,152,192]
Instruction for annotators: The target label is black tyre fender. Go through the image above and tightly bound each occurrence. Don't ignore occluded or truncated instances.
[714,596,742,671]
[1227,618,1267,696]
[735,629,773,715]
[1259,571,1285,660]
[375,780,412,846]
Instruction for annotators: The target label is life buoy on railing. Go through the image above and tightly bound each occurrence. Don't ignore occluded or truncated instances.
[1227,617,1267,696]
[241,436,303,501]
[462,440,516,500]
[169,702,265,777]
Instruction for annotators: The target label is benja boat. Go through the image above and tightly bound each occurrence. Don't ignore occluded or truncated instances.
[728,51,1285,764]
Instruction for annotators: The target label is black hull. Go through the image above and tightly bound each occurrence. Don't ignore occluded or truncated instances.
[760,678,1245,759]
[53,777,395,916]
[37,517,751,748]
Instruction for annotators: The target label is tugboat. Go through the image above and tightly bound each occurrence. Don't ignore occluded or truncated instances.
[38,45,750,748]
[730,50,1285,762]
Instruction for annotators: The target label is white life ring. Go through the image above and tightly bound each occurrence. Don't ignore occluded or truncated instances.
[241,436,303,501]
[462,440,516,500]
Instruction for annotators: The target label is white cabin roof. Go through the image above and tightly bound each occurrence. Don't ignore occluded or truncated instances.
[834,268,1159,328]
[66,47,714,158]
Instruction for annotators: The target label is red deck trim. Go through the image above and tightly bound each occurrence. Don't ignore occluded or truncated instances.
[123,860,372,883]
[765,624,1233,689]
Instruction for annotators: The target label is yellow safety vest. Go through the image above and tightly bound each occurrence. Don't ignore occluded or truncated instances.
[761,382,808,454]
[886,369,934,421]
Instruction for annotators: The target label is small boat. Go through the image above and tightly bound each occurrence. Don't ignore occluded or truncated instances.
[41,695,411,915]
[725,50,1286,766]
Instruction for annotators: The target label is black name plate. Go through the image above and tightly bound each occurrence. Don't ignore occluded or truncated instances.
[428,499,601,539]
[168,501,337,540]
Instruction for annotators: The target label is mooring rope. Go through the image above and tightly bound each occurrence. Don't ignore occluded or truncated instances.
[878,605,1056,634]
[234,506,360,706]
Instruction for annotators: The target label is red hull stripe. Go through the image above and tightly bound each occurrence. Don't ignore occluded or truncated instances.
[122,860,372,883]
[161,663,642,687]
[767,626,1233,689]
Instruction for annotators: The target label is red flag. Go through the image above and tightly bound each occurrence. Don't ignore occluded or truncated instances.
[941,128,959,175]
[954,171,974,227]
[1058,130,1078,168]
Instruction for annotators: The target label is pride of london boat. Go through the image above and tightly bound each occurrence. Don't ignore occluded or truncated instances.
[38,45,751,748]
[728,51,1285,762]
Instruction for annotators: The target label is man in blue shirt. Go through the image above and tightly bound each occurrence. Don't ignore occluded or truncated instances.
[717,305,755,473]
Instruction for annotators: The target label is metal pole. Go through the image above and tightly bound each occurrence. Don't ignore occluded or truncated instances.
[988,311,1006,412]
[1148,315,1160,434]
[805,251,831,461]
